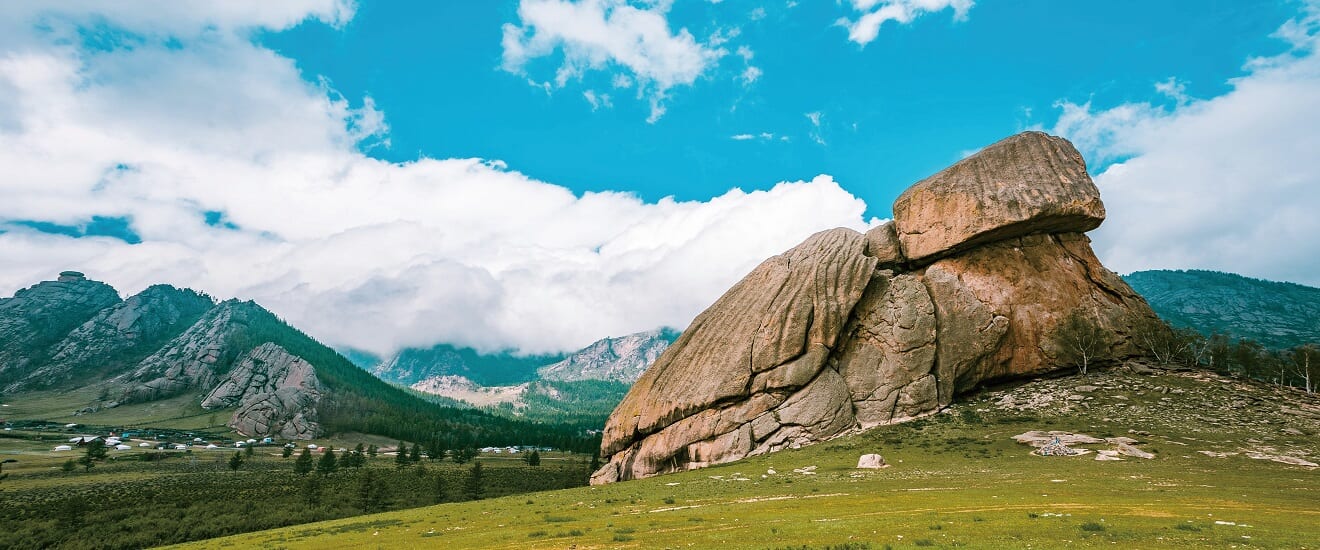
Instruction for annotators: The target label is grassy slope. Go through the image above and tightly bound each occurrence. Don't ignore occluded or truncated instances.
[183,369,1319,549]
[1,385,229,432]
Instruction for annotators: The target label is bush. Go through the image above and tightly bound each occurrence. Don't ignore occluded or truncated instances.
[1080,521,1106,532]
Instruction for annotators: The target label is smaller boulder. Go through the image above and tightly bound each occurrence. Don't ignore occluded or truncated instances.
[857,453,888,469]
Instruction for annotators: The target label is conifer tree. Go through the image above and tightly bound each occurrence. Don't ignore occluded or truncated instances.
[395,441,410,469]
[316,448,338,475]
[465,461,485,500]
[294,448,313,475]
[410,442,422,463]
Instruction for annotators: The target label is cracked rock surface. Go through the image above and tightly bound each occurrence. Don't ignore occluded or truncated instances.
[593,132,1158,484]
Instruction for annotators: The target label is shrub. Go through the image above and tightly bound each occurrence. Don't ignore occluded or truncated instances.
[1080,521,1106,532]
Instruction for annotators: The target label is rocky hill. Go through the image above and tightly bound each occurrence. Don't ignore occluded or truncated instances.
[374,329,677,425]
[538,328,679,383]
[1124,269,1320,349]
[0,274,600,451]
[372,344,564,388]
[594,132,1159,483]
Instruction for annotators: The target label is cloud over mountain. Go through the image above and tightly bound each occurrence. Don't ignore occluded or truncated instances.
[0,3,876,356]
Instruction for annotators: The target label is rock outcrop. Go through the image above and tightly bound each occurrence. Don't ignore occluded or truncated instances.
[593,132,1158,484]
[892,132,1104,263]
[118,300,257,402]
[0,274,121,380]
[14,286,214,391]
[202,343,324,439]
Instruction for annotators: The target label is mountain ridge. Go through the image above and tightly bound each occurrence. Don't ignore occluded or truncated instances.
[1123,269,1320,349]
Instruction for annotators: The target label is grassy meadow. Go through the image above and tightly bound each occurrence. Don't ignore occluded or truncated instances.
[181,370,1320,549]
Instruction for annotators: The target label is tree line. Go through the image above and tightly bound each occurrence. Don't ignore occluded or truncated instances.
[1054,310,1319,392]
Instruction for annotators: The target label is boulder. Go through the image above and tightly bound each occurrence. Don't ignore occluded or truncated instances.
[857,453,887,469]
[593,132,1158,484]
[892,132,1104,263]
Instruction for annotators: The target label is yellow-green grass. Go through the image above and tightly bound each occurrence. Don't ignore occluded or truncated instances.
[1,385,233,432]
[181,371,1319,549]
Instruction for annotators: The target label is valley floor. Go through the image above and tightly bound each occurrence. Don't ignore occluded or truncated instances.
[181,368,1319,549]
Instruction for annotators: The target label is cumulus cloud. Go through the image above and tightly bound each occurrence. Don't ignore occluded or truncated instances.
[501,0,728,122]
[0,3,877,356]
[1053,4,1320,286]
[837,0,974,46]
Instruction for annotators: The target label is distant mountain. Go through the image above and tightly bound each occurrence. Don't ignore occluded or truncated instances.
[0,272,598,452]
[538,328,680,383]
[1124,269,1320,349]
[372,344,564,387]
[383,328,678,425]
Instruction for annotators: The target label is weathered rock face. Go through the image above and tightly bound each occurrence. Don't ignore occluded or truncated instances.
[118,300,255,402]
[892,132,1104,263]
[0,275,121,379]
[203,343,323,439]
[14,286,214,391]
[593,132,1158,484]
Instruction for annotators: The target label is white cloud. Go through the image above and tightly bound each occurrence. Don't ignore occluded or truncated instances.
[0,3,877,356]
[1053,4,1320,287]
[583,89,613,110]
[735,45,761,85]
[837,0,974,46]
[1154,76,1190,105]
[730,132,781,142]
[806,111,826,145]
[501,0,727,123]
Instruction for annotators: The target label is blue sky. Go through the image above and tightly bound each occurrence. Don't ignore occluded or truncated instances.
[0,1,1318,355]
[261,1,1294,216]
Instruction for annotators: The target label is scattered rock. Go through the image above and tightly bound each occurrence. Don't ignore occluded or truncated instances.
[1075,385,1099,393]
[1115,442,1156,459]
[856,454,888,469]
[1244,452,1318,468]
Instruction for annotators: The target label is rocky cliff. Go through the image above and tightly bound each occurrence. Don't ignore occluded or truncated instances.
[0,273,121,382]
[592,132,1159,484]
[202,343,324,439]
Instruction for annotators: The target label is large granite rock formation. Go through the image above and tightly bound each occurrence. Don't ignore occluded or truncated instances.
[593,132,1158,484]
[119,300,256,402]
[15,285,214,391]
[202,343,324,439]
[892,132,1105,263]
[0,274,121,380]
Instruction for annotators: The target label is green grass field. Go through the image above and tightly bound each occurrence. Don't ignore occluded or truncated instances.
[179,370,1320,549]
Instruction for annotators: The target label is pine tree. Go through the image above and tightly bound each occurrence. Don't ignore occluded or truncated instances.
[465,461,485,500]
[244,444,254,458]
[432,472,447,504]
[294,448,313,475]
[228,451,244,471]
[282,446,293,458]
[302,475,322,506]
[409,442,422,463]
[367,444,378,458]
[395,441,410,469]
[316,448,338,475]
[527,450,541,466]
[355,469,383,512]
